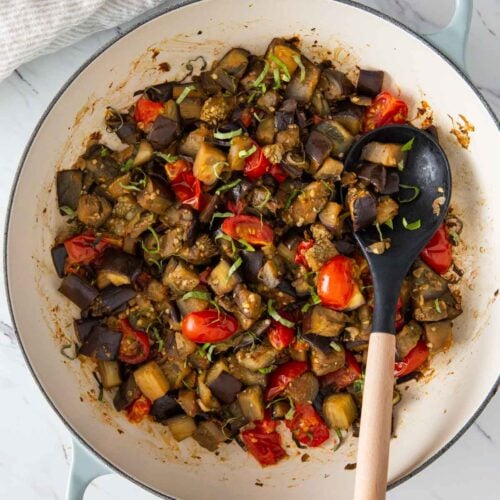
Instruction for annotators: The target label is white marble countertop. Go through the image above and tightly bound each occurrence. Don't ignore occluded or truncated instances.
[0,1,498,499]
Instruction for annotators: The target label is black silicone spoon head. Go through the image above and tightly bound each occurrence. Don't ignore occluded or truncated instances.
[344,124,451,332]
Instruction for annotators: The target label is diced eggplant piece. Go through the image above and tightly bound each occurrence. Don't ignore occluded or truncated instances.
[51,244,68,278]
[178,234,218,265]
[226,354,267,386]
[158,227,184,259]
[356,69,384,97]
[163,258,200,295]
[192,420,225,451]
[134,361,170,401]
[265,38,300,75]
[318,68,354,100]
[258,259,282,289]
[199,70,221,95]
[145,279,167,302]
[314,157,344,180]
[275,98,297,131]
[361,141,406,167]
[272,400,291,419]
[302,239,338,272]
[97,360,121,388]
[346,186,377,231]
[257,90,281,112]
[376,196,399,225]
[311,90,331,117]
[262,143,285,164]
[137,177,173,215]
[303,305,347,337]
[331,104,364,135]
[90,286,137,316]
[256,116,276,145]
[150,393,183,422]
[286,56,321,103]
[305,130,333,168]
[162,99,180,123]
[176,292,209,315]
[171,83,204,100]
[211,49,249,93]
[319,202,344,235]
[411,261,449,301]
[59,275,99,310]
[238,385,265,421]
[208,371,242,404]
[116,121,140,145]
[133,140,154,166]
[74,317,101,343]
[113,374,141,411]
[302,333,335,353]
[356,162,399,195]
[178,389,200,417]
[193,142,227,186]
[179,97,204,121]
[286,181,331,227]
[240,249,265,283]
[79,326,122,361]
[276,125,300,153]
[413,299,449,322]
[316,120,354,158]
[208,259,240,296]
[286,372,319,404]
[200,95,236,125]
[147,115,179,149]
[57,170,83,211]
[396,321,423,359]
[166,415,197,441]
[233,284,262,319]
[236,343,278,372]
[424,320,452,353]
[228,135,254,170]
[76,194,112,228]
[322,393,358,429]
[310,344,345,376]
[97,248,142,288]
[179,126,211,158]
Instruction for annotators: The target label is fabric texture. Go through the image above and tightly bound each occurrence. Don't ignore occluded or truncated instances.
[0,0,167,81]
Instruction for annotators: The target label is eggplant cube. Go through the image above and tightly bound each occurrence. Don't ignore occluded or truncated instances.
[79,326,122,361]
[208,371,242,404]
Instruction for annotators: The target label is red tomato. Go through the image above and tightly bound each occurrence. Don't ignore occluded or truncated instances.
[127,395,152,423]
[241,418,287,466]
[395,296,405,331]
[226,199,245,215]
[317,255,356,310]
[171,171,202,210]
[268,322,295,351]
[199,267,212,284]
[264,360,309,401]
[394,340,429,378]
[320,351,361,389]
[134,97,163,126]
[135,271,152,290]
[269,163,288,182]
[182,310,239,343]
[294,240,314,268]
[240,108,253,128]
[285,403,329,447]
[221,215,274,246]
[312,114,323,125]
[64,232,118,266]
[118,319,150,364]
[420,223,452,275]
[164,158,190,181]
[363,91,408,132]
[244,146,270,180]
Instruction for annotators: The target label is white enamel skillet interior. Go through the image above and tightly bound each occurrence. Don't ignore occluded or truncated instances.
[4,0,499,499]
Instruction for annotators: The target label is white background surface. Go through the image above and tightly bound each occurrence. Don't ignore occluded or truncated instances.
[0,0,498,499]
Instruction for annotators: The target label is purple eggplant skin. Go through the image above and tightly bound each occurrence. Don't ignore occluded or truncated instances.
[99,248,142,283]
[275,99,297,131]
[113,374,141,411]
[89,285,137,316]
[74,317,102,343]
[351,193,377,231]
[277,279,298,298]
[305,130,333,167]
[59,275,99,310]
[356,69,384,97]
[147,115,180,149]
[137,82,173,103]
[57,170,83,211]
[116,121,141,145]
[209,372,243,404]
[240,249,265,283]
[79,325,122,360]
[357,162,399,195]
[302,333,336,354]
[150,394,183,422]
[51,244,68,278]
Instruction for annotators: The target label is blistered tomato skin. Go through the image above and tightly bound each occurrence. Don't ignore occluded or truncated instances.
[317,255,356,310]
[181,310,239,343]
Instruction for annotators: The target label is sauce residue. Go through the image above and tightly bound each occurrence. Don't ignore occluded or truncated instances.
[448,114,475,149]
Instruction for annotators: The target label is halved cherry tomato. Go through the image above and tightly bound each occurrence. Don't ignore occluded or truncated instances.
[171,171,202,210]
[395,296,405,331]
[226,199,245,215]
[127,395,152,423]
[420,223,452,275]
[134,97,163,126]
[285,403,329,447]
[118,319,150,364]
[241,415,287,466]
[363,91,408,132]
[394,340,429,378]
[182,309,239,343]
[317,255,356,310]
[320,350,361,389]
[164,158,190,180]
[264,360,309,401]
[240,108,253,128]
[221,215,274,246]
[267,321,295,351]
[244,146,271,180]
[64,232,117,266]
[269,163,288,182]
[294,240,314,268]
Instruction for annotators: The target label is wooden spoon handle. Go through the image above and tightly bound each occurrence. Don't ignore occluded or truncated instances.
[354,332,396,500]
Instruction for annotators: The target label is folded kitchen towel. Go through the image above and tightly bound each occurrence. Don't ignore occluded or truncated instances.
[0,0,167,81]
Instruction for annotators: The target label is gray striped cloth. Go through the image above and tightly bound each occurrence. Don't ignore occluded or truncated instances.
[0,0,167,81]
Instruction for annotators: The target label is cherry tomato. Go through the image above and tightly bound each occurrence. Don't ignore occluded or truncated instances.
[135,271,152,290]
[269,163,288,182]
[394,340,429,378]
[395,296,405,331]
[182,309,239,343]
[118,319,150,364]
[226,199,245,215]
[294,240,314,268]
[244,146,270,180]
[312,114,323,125]
[363,91,409,132]
[171,171,202,210]
[134,97,164,126]
[268,322,295,351]
[264,360,309,401]
[221,215,274,246]
[285,403,329,447]
[64,232,118,266]
[420,223,452,275]
[164,158,190,180]
[127,395,152,423]
[317,255,356,310]
[240,108,253,128]
[241,417,287,466]
[320,350,361,389]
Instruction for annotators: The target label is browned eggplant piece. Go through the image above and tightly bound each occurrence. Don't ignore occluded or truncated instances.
[424,320,452,353]
[361,141,406,167]
[311,90,331,117]
[256,115,276,145]
[208,371,243,404]
[331,103,364,135]
[136,177,173,215]
[305,130,333,168]
[286,56,321,103]
[147,115,179,149]
[318,68,354,100]
[316,120,354,158]
[83,146,121,184]
[77,194,112,228]
[199,70,221,95]
[193,142,227,186]
[150,394,183,422]
[178,234,218,265]
[113,374,142,411]
[105,109,140,144]
[51,244,68,278]
[257,90,281,112]
[319,202,344,235]
[240,249,265,283]
[410,261,449,301]
[59,275,99,309]
[236,343,278,371]
[200,95,236,125]
[265,38,300,75]
[233,284,262,319]
[238,385,265,421]
[303,305,347,337]
[141,81,173,102]
[212,48,250,93]
[309,343,345,376]
[96,248,142,287]
[163,258,200,295]
[79,325,122,360]
[396,321,423,359]
[199,194,219,224]
[258,259,282,289]
[346,186,377,231]
[179,126,212,158]
[285,372,319,404]
[57,170,83,212]
[90,285,137,316]
[179,97,204,121]
[74,317,102,343]
[376,196,399,225]
[275,99,297,131]
[356,69,384,96]
[208,258,241,295]
[192,421,226,452]
[302,333,336,353]
[356,162,399,195]
[286,181,331,227]
[314,157,344,180]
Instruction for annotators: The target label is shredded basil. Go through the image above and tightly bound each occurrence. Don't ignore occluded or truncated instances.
[121,158,135,172]
[147,323,165,352]
[182,291,211,302]
[401,137,415,152]
[211,211,234,226]
[141,226,161,254]
[238,239,255,252]
[92,372,104,402]
[285,397,295,420]
[99,147,109,158]
[399,184,421,203]
[176,84,195,105]
[253,112,262,122]
[252,61,269,88]
[285,188,302,210]
[60,343,78,360]
[385,218,394,230]
[214,128,242,140]
[212,161,228,180]
[227,257,243,281]
[238,144,257,159]
[402,217,421,231]
[258,366,274,374]
[255,186,272,209]
[374,222,384,242]
[268,300,295,328]
[269,54,291,82]
[292,54,305,82]
[215,233,237,254]
[434,298,442,313]
[155,152,179,163]
[333,428,343,451]
[329,340,342,352]
[272,68,281,89]
[60,206,76,217]
[215,178,241,196]
[198,342,216,362]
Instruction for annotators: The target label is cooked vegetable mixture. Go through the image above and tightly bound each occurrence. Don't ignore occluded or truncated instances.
[52,38,463,466]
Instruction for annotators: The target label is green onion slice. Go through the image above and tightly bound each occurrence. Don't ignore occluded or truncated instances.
[214,128,242,140]
[402,217,421,231]
[253,61,269,88]
[155,152,179,163]
[182,291,211,301]
[176,85,195,105]
[227,257,243,281]
[215,178,241,196]
[268,300,295,328]
[238,144,257,159]
[399,184,421,203]
[401,137,415,151]
[292,55,306,82]
[269,54,291,82]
